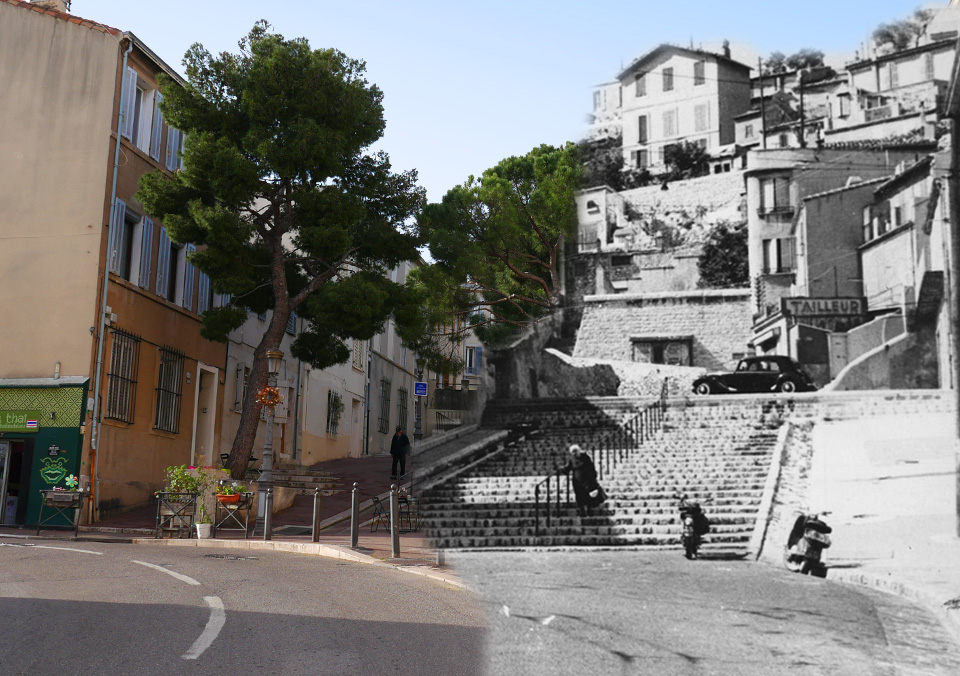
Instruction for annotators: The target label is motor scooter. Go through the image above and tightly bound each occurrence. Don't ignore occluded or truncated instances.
[784,513,832,578]
[676,494,710,559]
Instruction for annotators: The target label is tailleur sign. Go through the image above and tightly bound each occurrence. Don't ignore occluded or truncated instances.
[0,410,41,433]
[781,297,867,333]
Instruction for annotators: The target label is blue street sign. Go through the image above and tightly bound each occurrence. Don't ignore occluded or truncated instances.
[414,381,428,397]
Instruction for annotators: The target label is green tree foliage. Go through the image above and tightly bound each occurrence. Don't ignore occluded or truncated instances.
[697,220,749,289]
[872,8,935,53]
[663,141,709,180]
[785,48,825,71]
[414,144,581,348]
[765,48,825,73]
[579,133,626,191]
[137,23,427,477]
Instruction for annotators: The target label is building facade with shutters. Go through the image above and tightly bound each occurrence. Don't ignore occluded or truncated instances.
[616,43,751,173]
[0,0,226,523]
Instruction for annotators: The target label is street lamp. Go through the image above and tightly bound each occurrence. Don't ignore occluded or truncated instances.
[256,348,283,536]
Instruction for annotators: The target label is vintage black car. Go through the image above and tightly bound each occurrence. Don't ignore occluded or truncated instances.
[692,356,817,395]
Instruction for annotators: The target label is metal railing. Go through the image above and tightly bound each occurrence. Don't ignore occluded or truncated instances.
[534,380,669,538]
[435,409,463,432]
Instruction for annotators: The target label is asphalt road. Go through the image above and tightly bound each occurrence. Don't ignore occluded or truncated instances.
[0,541,486,676]
[449,550,960,676]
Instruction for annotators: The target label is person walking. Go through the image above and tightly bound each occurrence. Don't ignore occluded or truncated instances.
[564,444,606,517]
[390,426,411,480]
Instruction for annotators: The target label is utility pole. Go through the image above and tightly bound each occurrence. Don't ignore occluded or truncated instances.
[758,58,767,150]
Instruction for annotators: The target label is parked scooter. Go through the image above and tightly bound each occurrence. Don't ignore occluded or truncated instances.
[784,513,832,578]
[676,494,711,559]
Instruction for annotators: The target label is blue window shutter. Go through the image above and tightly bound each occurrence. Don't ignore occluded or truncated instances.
[149,93,163,160]
[138,217,153,288]
[165,128,180,171]
[156,227,170,297]
[183,243,196,310]
[120,67,137,139]
[107,198,127,275]
[197,273,210,314]
[476,346,482,370]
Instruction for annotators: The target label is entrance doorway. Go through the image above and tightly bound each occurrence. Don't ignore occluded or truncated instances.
[1,439,32,526]
[191,364,219,466]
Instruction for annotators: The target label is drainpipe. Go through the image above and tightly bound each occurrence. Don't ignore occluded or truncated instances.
[89,37,133,523]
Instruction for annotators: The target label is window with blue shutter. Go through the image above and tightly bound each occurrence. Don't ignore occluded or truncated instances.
[156,227,170,298]
[138,217,153,288]
[149,93,164,161]
[285,311,297,335]
[165,128,180,171]
[197,273,211,314]
[107,198,127,275]
[120,67,138,140]
[182,244,196,310]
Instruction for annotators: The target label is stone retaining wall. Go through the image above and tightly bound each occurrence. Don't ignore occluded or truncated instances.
[573,289,752,372]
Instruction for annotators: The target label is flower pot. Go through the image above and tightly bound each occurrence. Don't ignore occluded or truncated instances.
[196,523,213,539]
[217,493,241,504]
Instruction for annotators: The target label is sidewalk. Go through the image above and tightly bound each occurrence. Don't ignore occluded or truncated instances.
[0,426,505,590]
[802,412,960,642]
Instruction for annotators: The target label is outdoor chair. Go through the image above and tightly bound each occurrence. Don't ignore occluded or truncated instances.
[370,496,389,532]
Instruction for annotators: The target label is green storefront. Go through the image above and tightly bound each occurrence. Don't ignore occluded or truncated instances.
[0,378,88,527]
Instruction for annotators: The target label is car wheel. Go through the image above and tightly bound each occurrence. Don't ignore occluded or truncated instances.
[778,379,798,393]
[694,382,712,395]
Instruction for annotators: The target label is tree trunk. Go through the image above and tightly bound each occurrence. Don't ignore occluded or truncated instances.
[226,314,290,479]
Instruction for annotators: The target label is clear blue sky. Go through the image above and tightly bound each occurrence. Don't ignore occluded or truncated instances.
[75,0,942,203]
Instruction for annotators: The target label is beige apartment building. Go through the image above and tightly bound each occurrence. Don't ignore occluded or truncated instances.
[0,0,225,523]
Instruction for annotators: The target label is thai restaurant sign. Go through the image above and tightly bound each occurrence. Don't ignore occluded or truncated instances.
[781,297,866,318]
[0,410,41,433]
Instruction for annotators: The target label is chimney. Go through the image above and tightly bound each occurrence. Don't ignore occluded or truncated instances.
[31,0,70,12]
[722,39,731,59]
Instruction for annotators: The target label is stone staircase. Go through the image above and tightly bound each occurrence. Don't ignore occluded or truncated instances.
[423,397,784,550]
[270,467,342,496]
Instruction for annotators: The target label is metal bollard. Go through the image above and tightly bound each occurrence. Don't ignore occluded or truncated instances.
[263,488,273,541]
[311,487,322,543]
[390,483,400,558]
[350,482,359,549]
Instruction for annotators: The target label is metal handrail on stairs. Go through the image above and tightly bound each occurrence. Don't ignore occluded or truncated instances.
[533,380,669,538]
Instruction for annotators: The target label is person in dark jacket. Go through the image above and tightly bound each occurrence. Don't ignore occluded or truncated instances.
[563,444,605,516]
[390,426,411,479]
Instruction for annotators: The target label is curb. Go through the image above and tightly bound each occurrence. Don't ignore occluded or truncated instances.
[828,568,960,647]
[129,537,467,589]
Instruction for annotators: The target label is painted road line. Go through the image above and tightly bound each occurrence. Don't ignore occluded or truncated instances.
[0,543,102,555]
[182,596,226,660]
[131,560,201,586]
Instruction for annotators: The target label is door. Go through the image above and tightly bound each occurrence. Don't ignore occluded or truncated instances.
[0,440,9,525]
[350,399,362,458]
[2,440,30,525]
[191,364,218,466]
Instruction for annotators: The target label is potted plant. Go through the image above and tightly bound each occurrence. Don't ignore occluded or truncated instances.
[216,480,247,504]
[156,465,218,537]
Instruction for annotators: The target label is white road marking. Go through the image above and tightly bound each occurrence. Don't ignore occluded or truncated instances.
[182,596,226,660]
[0,543,102,555]
[131,560,200,586]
